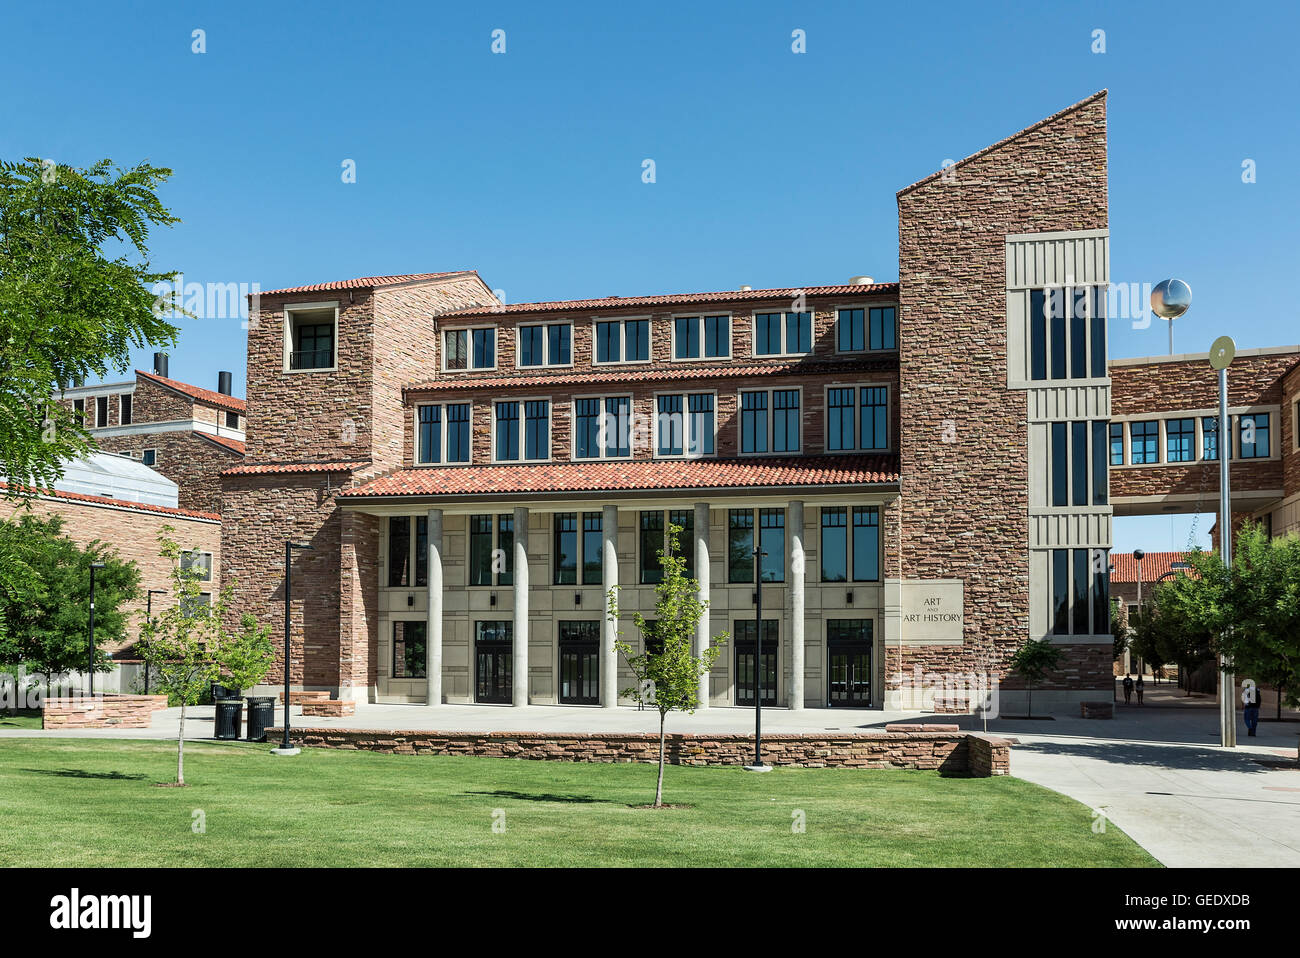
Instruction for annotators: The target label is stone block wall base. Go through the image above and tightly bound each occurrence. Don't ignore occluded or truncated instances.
[42,694,169,729]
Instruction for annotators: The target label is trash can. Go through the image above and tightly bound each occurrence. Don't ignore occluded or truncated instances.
[211,682,242,702]
[245,696,276,742]
[213,698,243,740]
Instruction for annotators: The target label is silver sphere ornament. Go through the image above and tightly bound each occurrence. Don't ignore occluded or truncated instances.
[1150,279,1192,320]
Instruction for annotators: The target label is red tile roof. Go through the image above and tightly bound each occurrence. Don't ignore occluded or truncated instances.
[136,370,246,413]
[407,359,892,394]
[438,282,899,319]
[194,432,245,455]
[258,271,477,297]
[5,484,220,521]
[339,456,899,500]
[221,460,370,477]
[1109,551,1192,584]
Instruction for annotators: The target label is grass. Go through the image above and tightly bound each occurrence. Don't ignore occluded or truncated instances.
[0,739,1159,867]
[0,709,42,730]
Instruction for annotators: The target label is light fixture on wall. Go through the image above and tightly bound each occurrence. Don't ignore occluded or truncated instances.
[489,592,497,606]
[574,593,582,606]
[846,590,854,605]
[407,593,414,607]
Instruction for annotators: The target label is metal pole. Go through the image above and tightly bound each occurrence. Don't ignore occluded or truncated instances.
[145,590,152,695]
[283,540,292,751]
[1218,368,1236,747]
[88,565,96,697]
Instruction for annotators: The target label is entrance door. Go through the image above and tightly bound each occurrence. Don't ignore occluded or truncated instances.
[827,619,873,707]
[558,621,599,705]
[735,619,778,707]
[475,621,513,704]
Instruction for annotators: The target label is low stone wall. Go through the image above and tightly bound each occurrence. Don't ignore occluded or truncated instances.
[268,727,1012,776]
[42,694,169,729]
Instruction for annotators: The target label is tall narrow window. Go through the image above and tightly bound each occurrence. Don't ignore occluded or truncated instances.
[446,404,470,462]
[740,391,768,454]
[758,509,785,583]
[668,509,695,579]
[1070,289,1088,379]
[625,319,650,361]
[1049,289,1067,379]
[1092,548,1109,639]
[1203,416,1220,461]
[704,315,729,357]
[1072,548,1089,635]
[602,397,630,458]
[837,309,865,352]
[120,394,132,425]
[518,325,543,367]
[688,393,715,456]
[1092,420,1109,506]
[852,506,879,581]
[728,509,754,583]
[96,395,109,426]
[392,621,427,679]
[827,388,855,452]
[868,307,897,350]
[1090,287,1107,378]
[656,394,684,456]
[1240,413,1270,459]
[1051,421,1068,507]
[772,390,800,453]
[595,322,620,364]
[1052,549,1069,636]
[553,513,578,585]
[548,324,571,365]
[1071,421,1088,507]
[1166,418,1195,463]
[494,402,519,461]
[582,512,603,585]
[388,517,410,587]
[1109,422,1124,466]
[415,517,428,588]
[469,515,493,586]
[821,507,848,582]
[639,511,664,584]
[786,311,812,354]
[859,387,887,450]
[754,312,782,356]
[524,400,549,460]
[1130,421,1159,464]
[472,328,495,369]
[1030,289,1047,381]
[418,405,442,464]
[674,317,700,359]
[575,398,601,459]
[497,514,514,586]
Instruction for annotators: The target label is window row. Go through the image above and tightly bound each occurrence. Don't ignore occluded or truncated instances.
[74,393,133,427]
[1049,547,1109,637]
[437,307,899,373]
[1028,286,1107,383]
[1047,419,1109,507]
[1111,413,1272,467]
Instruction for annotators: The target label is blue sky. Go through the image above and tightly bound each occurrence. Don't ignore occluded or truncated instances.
[4,0,1296,553]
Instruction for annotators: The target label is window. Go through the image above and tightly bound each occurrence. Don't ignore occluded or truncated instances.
[443,327,496,371]
[754,311,812,356]
[180,551,213,582]
[225,410,239,429]
[1130,421,1159,464]
[1166,418,1195,463]
[469,514,513,586]
[1052,549,1069,635]
[1109,422,1124,466]
[388,516,411,587]
[668,509,695,579]
[287,307,336,371]
[1052,420,1109,506]
[1092,420,1108,506]
[655,393,715,457]
[728,510,754,583]
[392,621,427,679]
[180,592,211,618]
[1049,290,1067,380]
[1090,287,1107,378]
[859,387,887,451]
[494,400,549,461]
[120,394,132,425]
[640,511,665,584]
[1050,547,1107,637]
[1030,287,1104,383]
[142,448,157,466]
[673,315,729,360]
[1071,421,1088,507]
[582,512,603,585]
[1050,422,1068,507]
[96,396,109,426]
[827,386,887,452]
[1069,289,1088,380]
[518,323,571,367]
[73,398,85,422]
[851,507,879,581]
[820,508,847,582]
[1030,289,1048,381]
[837,307,896,352]
[553,513,578,585]
[1072,548,1089,636]
[417,403,472,464]
[1203,416,1230,461]
[594,318,650,364]
[1239,413,1270,459]
[573,396,631,459]
[739,388,800,454]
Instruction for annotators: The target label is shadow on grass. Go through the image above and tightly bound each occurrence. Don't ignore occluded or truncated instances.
[19,768,149,781]
[466,789,614,805]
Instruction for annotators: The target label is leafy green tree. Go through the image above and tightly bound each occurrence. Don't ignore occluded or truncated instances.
[607,523,726,807]
[1008,638,1063,718]
[0,157,181,497]
[216,613,275,694]
[0,513,138,692]
[1130,583,1213,696]
[1110,597,1128,664]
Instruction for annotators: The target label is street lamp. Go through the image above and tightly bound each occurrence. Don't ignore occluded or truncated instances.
[143,589,167,695]
[274,540,314,756]
[1209,335,1237,748]
[88,562,106,696]
[1134,549,1145,611]
[745,547,770,772]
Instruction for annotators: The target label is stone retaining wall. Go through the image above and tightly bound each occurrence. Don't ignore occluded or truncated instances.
[268,727,1012,776]
[42,694,169,729]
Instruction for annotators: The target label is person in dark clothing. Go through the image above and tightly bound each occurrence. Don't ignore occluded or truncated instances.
[1243,681,1261,737]
[1135,674,1145,705]
[1122,674,1133,705]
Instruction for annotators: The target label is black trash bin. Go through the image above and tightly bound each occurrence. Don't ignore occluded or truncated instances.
[211,682,242,702]
[213,698,243,740]
[245,696,276,742]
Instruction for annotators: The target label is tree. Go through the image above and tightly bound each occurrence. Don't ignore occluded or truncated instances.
[607,523,726,807]
[0,513,139,693]
[1129,585,1212,696]
[1110,597,1128,664]
[1008,638,1063,719]
[0,157,181,498]
[217,613,275,693]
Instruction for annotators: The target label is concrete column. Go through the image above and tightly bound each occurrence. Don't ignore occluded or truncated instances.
[693,502,711,709]
[788,500,805,710]
[425,509,443,706]
[512,507,529,706]
[601,504,619,707]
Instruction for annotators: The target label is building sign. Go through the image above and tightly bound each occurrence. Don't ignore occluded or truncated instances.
[900,580,965,642]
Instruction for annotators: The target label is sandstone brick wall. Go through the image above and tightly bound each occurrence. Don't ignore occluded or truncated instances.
[3,494,220,652]
[895,92,1109,692]
[270,727,1010,775]
[92,431,241,514]
[42,694,169,729]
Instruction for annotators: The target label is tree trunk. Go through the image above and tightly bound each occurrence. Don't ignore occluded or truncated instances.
[1027,684,1033,719]
[177,703,186,786]
[655,712,666,808]
[1277,684,1283,721]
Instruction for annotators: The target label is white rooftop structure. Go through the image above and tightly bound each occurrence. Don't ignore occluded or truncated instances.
[49,453,179,509]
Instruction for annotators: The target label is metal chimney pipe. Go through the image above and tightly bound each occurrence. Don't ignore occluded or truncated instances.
[217,371,233,396]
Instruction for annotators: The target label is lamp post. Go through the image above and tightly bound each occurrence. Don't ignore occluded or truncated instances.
[1134,549,1145,612]
[87,562,106,696]
[1151,279,1192,356]
[745,547,770,771]
[275,540,314,756]
[1209,335,1236,748]
[144,589,167,695]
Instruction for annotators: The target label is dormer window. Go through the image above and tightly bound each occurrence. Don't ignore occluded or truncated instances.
[444,327,496,372]
[284,303,339,372]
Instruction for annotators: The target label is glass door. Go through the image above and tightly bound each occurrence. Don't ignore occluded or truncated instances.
[735,619,778,707]
[475,621,513,704]
[558,621,599,705]
[827,619,873,707]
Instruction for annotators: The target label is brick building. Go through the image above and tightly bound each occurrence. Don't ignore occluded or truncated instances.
[58,360,246,514]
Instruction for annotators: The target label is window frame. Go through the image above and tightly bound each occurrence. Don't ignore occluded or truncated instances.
[414,401,474,466]
[282,301,340,374]
[822,383,891,454]
[669,312,732,362]
[751,309,813,358]
[652,389,718,459]
[834,304,898,355]
[591,316,653,366]
[141,448,158,466]
[119,393,133,425]
[441,324,497,373]
[570,393,635,461]
[467,513,514,588]
[737,385,804,457]
[180,550,213,582]
[1026,286,1107,384]
[95,395,109,426]
[515,321,573,370]
[491,396,552,464]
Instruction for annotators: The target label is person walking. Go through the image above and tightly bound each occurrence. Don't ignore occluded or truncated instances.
[1135,674,1145,706]
[1122,673,1133,705]
[1242,680,1261,737]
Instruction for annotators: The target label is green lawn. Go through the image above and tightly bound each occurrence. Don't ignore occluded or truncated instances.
[0,740,1159,867]
[0,710,42,730]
